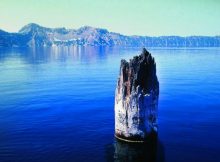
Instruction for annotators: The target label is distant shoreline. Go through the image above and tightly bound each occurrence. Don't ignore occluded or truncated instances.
[0,23,220,48]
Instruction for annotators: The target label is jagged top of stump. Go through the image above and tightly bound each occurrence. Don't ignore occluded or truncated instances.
[119,48,159,96]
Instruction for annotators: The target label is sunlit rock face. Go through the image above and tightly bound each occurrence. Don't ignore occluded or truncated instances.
[115,48,159,142]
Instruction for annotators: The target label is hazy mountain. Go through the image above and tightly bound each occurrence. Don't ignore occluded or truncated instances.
[0,23,220,47]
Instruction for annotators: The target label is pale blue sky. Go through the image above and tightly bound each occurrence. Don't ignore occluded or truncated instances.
[0,0,219,36]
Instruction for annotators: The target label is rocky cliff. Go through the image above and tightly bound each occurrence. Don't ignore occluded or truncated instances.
[115,48,159,142]
[1,23,220,47]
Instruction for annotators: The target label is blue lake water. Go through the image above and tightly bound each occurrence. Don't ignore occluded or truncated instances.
[0,47,220,162]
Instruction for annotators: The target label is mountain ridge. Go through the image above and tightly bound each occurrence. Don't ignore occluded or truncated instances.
[0,23,220,47]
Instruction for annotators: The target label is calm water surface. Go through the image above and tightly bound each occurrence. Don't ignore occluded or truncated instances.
[0,47,220,162]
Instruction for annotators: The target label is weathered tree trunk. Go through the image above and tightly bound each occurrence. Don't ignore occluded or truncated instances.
[115,48,159,142]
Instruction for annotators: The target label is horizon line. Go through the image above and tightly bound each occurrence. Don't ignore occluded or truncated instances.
[0,22,220,37]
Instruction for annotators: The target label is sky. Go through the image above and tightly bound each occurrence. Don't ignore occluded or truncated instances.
[0,0,219,36]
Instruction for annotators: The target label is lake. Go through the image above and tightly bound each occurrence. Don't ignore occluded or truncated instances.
[0,47,220,162]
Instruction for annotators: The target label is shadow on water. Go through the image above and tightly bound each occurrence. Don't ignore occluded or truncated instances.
[105,137,165,162]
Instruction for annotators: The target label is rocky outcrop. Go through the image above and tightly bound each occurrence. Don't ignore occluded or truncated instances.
[115,48,159,142]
